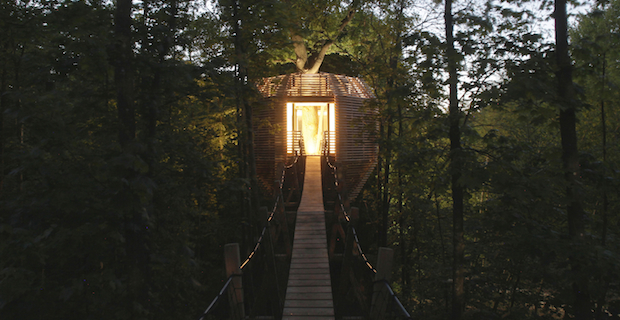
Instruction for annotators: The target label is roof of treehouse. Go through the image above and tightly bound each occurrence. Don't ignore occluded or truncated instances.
[257,72,375,99]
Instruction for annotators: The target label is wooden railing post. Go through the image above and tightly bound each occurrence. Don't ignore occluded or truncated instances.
[225,243,245,320]
[259,206,269,229]
[370,247,394,320]
[292,159,301,203]
[296,155,305,195]
[336,164,350,212]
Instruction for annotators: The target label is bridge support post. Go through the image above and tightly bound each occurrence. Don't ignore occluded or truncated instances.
[224,243,245,320]
[287,156,303,205]
[369,247,394,320]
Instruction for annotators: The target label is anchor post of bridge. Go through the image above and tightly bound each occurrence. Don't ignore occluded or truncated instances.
[369,247,394,320]
[225,243,245,320]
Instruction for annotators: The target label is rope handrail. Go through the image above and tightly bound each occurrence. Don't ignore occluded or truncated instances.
[241,153,300,270]
[323,138,411,318]
[373,279,413,319]
[199,151,303,319]
[198,275,235,320]
[323,150,377,275]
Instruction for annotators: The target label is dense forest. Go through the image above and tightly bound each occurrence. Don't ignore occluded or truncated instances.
[1,0,619,319]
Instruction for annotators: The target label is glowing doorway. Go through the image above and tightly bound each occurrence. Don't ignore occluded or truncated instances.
[287,103,335,155]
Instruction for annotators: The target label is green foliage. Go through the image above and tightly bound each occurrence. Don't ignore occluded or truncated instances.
[0,0,247,319]
[353,0,620,319]
[2,0,620,319]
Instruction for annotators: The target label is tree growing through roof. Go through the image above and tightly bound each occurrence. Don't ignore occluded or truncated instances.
[281,0,361,73]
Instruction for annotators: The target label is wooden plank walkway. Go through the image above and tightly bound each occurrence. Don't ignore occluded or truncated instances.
[282,156,335,320]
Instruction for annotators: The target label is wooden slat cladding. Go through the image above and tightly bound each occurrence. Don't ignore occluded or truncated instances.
[258,73,374,99]
[255,73,377,200]
[254,97,277,193]
[328,73,374,99]
[333,94,378,201]
[255,76,289,194]
[286,73,332,97]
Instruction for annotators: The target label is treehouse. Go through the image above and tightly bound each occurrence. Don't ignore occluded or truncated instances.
[256,72,377,201]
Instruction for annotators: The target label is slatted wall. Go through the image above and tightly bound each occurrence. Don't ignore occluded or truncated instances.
[330,75,378,201]
[254,75,290,194]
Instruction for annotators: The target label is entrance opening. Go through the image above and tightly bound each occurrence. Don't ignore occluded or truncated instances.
[287,102,335,155]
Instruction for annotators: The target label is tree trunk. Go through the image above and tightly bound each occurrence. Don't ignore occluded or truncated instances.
[554,0,592,318]
[291,3,357,74]
[377,120,384,245]
[232,0,260,241]
[114,0,150,315]
[397,99,407,297]
[380,109,391,247]
[445,0,464,318]
[292,34,309,73]
[114,0,135,149]
[15,46,24,189]
[379,0,405,249]
[600,54,608,247]
[0,54,5,194]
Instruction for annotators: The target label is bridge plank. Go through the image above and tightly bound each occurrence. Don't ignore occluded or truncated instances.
[281,317,334,320]
[289,273,331,280]
[293,244,325,250]
[285,292,333,300]
[285,300,334,308]
[283,156,335,320]
[290,258,329,265]
[292,253,328,259]
[283,307,334,316]
[294,240,326,245]
[285,268,329,274]
[290,262,329,269]
[287,279,331,286]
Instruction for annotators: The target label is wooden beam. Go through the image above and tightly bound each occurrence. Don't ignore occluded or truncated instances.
[224,243,245,320]
[369,247,394,320]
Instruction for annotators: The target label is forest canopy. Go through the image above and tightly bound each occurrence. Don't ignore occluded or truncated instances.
[0,0,619,319]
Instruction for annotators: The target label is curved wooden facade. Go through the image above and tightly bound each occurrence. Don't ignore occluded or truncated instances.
[255,72,377,201]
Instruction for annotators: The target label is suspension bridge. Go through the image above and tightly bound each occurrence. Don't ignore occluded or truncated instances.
[197,72,409,319]
[197,152,411,320]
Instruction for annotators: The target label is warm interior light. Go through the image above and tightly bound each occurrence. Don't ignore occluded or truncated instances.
[287,103,293,132]
[288,103,329,155]
[287,103,293,153]
[329,103,335,154]
[301,106,319,154]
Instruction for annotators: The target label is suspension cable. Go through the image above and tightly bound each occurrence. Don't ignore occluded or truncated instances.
[199,153,301,319]
[325,154,377,275]
[198,275,234,320]
[240,154,298,270]
[325,149,411,318]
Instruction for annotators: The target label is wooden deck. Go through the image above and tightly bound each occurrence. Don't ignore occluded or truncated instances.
[282,156,335,320]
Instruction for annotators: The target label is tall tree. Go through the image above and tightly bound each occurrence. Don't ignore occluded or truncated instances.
[572,0,620,248]
[249,0,364,74]
[444,0,464,318]
[376,0,408,248]
[112,0,154,316]
[554,0,592,318]
[290,0,359,73]
[216,0,264,254]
